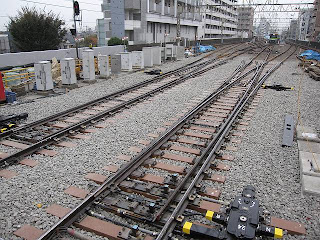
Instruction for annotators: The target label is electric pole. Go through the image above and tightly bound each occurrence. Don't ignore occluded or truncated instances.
[176,3,181,46]
[221,18,225,44]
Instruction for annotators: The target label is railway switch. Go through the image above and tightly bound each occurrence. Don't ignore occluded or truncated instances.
[0,113,28,133]
[182,186,283,239]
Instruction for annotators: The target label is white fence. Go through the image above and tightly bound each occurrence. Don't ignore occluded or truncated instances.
[0,45,124,68]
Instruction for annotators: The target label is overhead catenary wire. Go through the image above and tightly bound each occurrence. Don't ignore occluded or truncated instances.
[19,0,101,13]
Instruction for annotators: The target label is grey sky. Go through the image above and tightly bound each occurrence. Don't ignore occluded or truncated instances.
[0,0,313,32]
[0,0,103,31]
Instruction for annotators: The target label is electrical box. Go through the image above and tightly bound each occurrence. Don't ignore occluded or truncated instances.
[152,46,161,65]
[61,58,77,85]
[165,44,174,60]
[132,51,144,69]
[34,61,54,91]
[111,54,122,74]
[120,52,132,71]
[98,55,110,77]
[176,46,185,61]
[143,47,153,67]
[82,50,95,81]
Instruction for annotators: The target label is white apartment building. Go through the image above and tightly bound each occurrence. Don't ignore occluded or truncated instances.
[201,0,238,39]
[97,0,203,46]
[298,8,314,41]
[97,0,239,46]
[237,7,254,38]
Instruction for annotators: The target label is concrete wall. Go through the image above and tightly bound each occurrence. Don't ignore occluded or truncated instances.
[0,45,124,69]
[288,40,320,51]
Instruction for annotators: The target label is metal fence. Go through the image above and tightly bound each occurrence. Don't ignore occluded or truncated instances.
[1,67,35,88]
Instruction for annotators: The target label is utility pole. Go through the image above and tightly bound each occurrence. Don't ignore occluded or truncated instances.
[221,18,225,44]
[176,3,181,46]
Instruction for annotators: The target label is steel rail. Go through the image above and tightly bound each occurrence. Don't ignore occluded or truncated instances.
[155,46,297,239]
[37,51,263,240]
[0,44,240,140]
[155,64,267,239]
[1,55,240,168]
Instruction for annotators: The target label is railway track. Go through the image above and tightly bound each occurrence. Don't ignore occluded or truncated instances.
[33,45,303,240]
[0,43,258,169]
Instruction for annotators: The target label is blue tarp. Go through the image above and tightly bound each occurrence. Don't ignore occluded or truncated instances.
[300,50,320,60]
[193,45,216,53]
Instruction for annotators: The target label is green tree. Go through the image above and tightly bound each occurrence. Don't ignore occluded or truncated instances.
[8,7,67,52]
[108,37,128,46]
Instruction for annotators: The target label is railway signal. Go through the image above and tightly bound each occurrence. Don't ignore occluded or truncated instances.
[73,1,80,16]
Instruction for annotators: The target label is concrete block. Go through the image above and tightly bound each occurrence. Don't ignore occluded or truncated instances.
[176,46,185,61]
[111,54,122,74]
[297,140,320,154]
[98,55,110,77]
[143,47,153,67]
[120,52,132,71]
[61,58,77,85]
[152,47,161,65]
[296,125,320,143]
[299,151,320,177]
[165,44,174,59]
[34,61,53,91]
[82,50,95,81]
[302,174,320,196]
[132,51,144,69]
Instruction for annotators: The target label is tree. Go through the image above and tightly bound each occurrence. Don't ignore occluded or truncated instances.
[7,7,67,52]
[79,34,98,47]
[108,37,128,46]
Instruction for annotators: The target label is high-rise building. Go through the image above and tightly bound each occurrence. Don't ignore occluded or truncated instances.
[298,8,314,41]
[289,20,298,40]
[97,0,239,46]
[312,0,320,41]
[237,7,254,38]
[255,17,270,37]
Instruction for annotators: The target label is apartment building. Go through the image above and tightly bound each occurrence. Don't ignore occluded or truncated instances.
[97,0,203,46]
[237,7,254,38]
[202,0,238,39]
[289,20,298,40]
[298,8,314,41]
[255,17,270,37]
[312,0,320,41]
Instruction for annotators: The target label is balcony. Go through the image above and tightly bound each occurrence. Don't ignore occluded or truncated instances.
[125,0,141,10]
[125,20,141,30]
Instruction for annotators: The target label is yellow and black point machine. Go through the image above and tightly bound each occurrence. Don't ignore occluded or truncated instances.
[182,186,283,239]
[0,113,28,133]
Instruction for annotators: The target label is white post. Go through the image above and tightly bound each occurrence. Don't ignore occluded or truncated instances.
[98,55,110,77]
[82,50,95,81]
[174,0,177,17]
[161,0,165,15]
[61,58,77,85]
[147,0,150,13]
[34,61,53,91]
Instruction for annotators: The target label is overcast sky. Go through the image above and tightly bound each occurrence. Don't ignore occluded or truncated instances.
[0,0,103,31]
[0,0,313,32]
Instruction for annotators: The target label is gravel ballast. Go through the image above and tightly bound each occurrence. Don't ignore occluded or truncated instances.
[0,53,250,239]
[219,56,320,239]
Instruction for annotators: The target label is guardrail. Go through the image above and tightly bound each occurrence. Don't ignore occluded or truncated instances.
[2,67,35,88]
